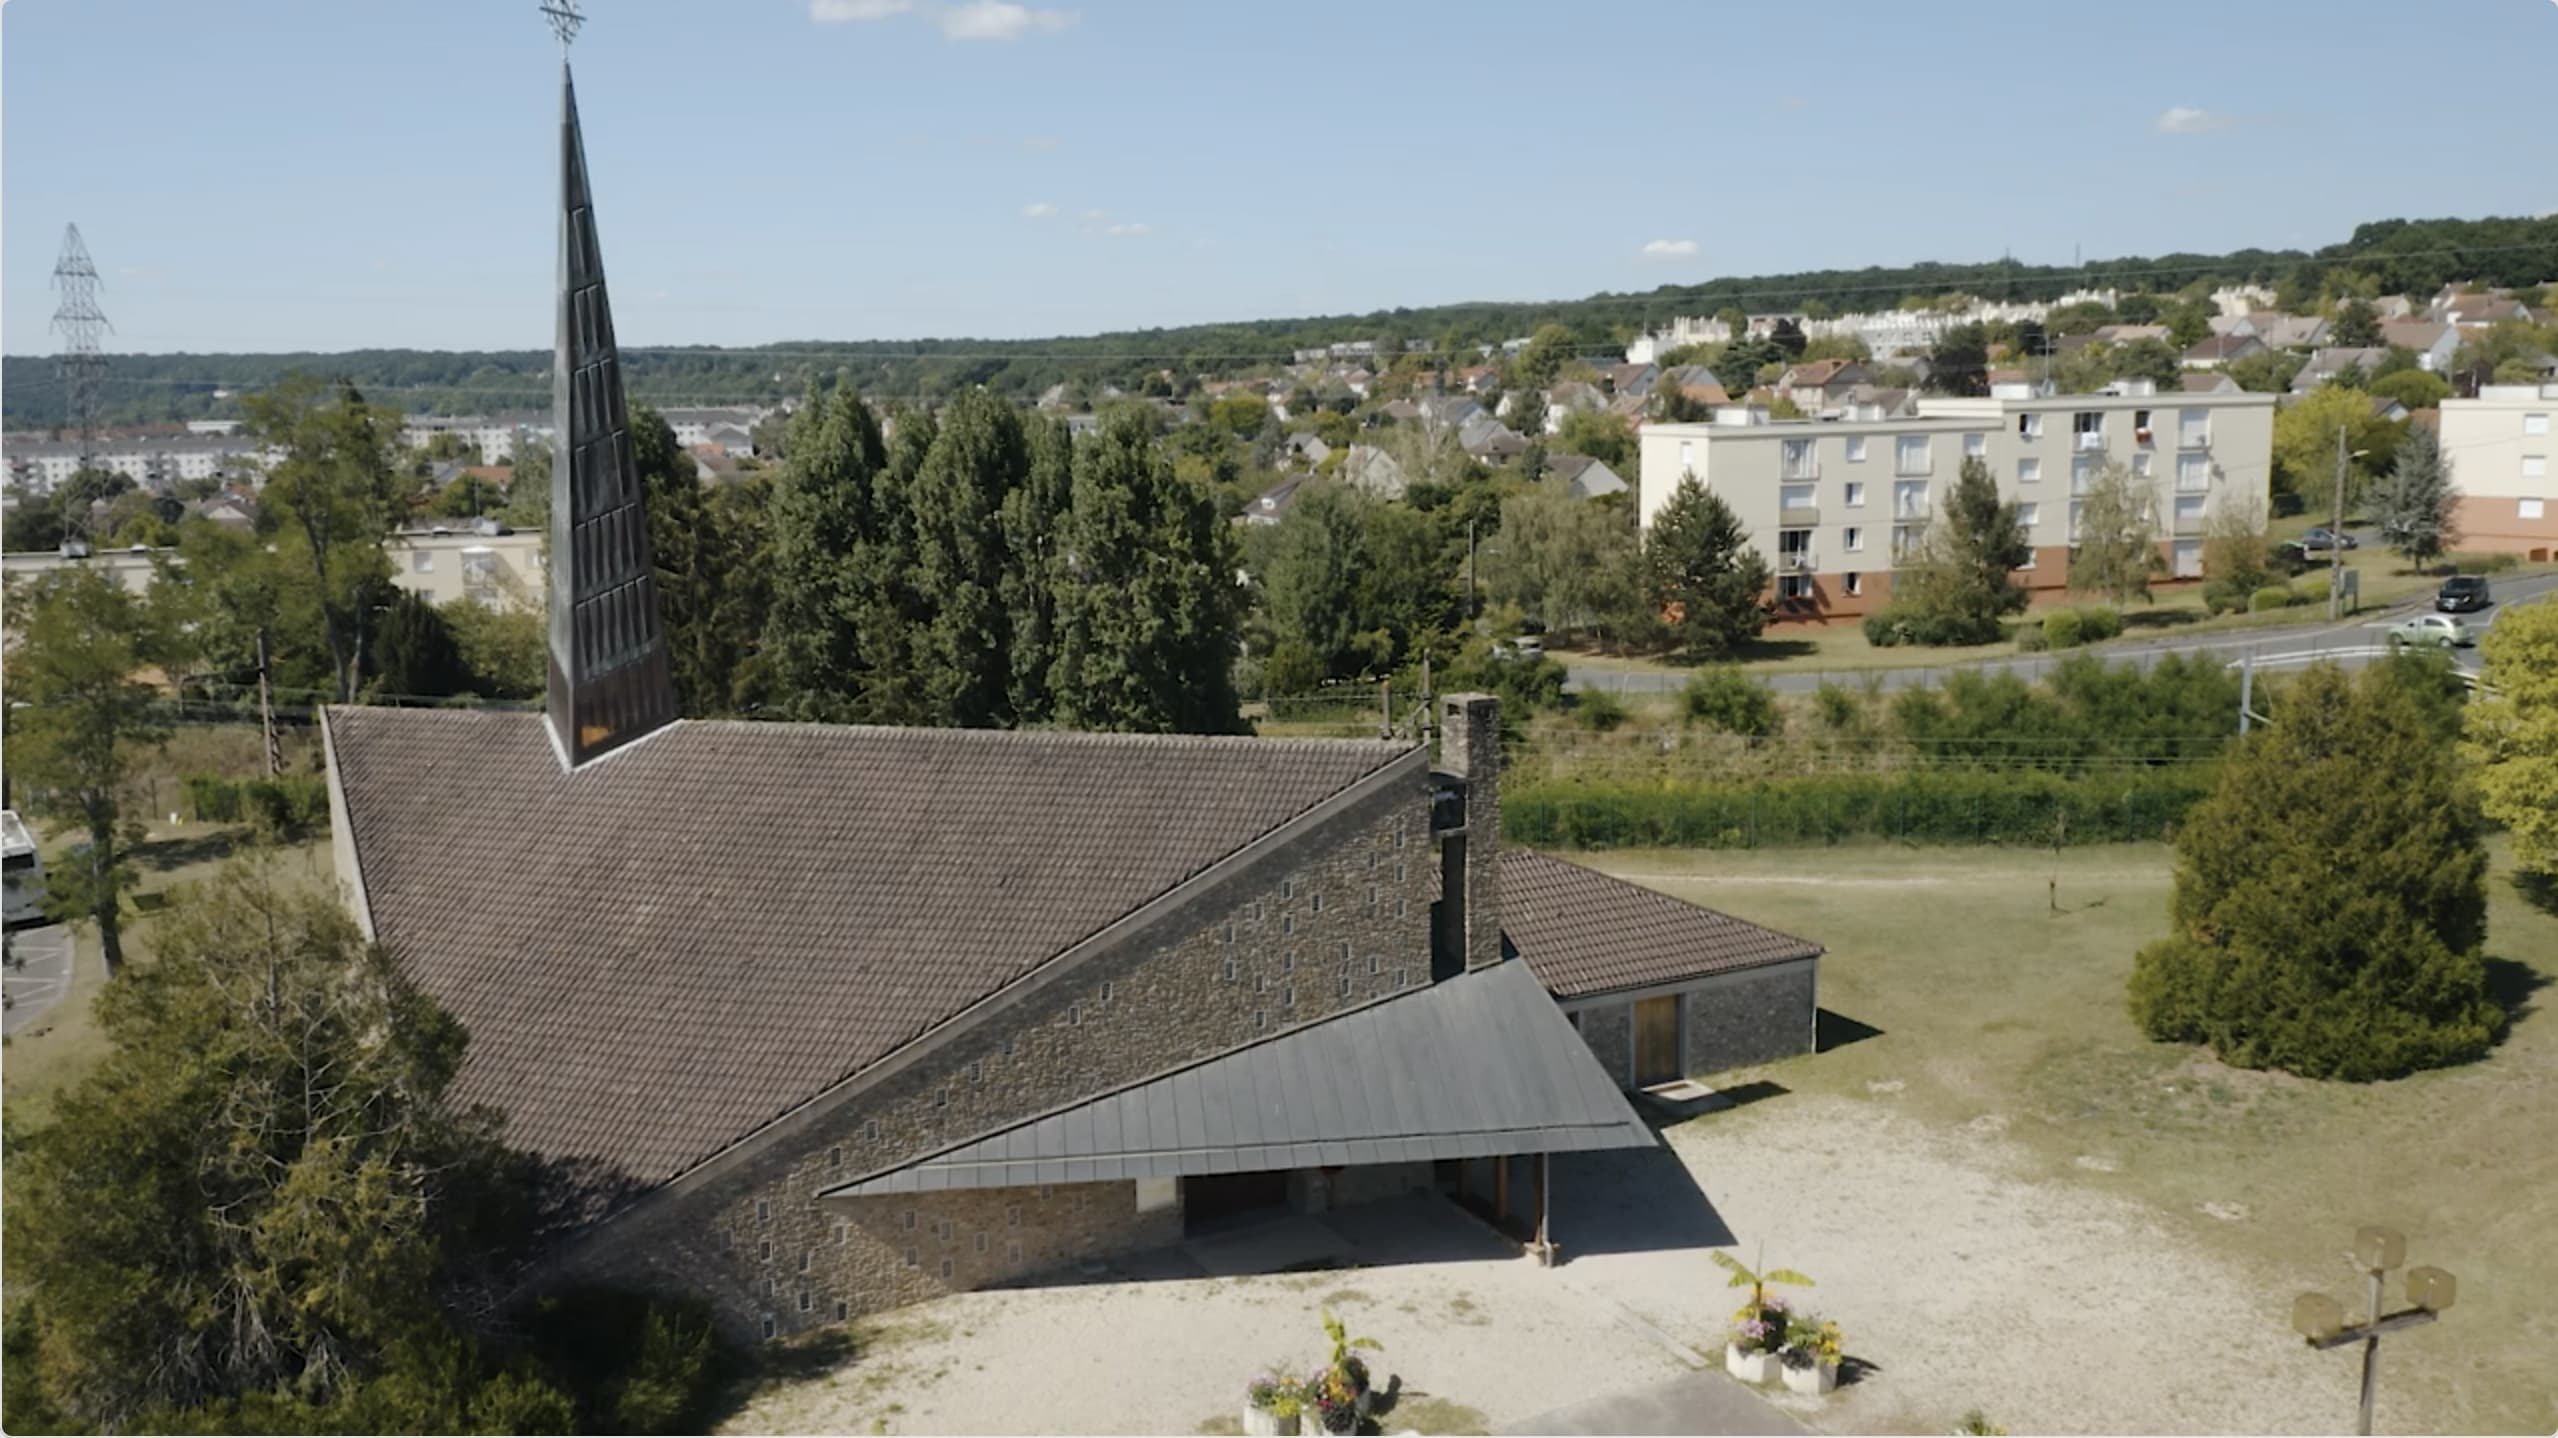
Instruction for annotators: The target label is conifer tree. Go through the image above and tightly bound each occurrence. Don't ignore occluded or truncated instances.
[761,384,889,721]
[1644,475,1770,658]
[909,388,1028,727]
[1002,413,1073,724]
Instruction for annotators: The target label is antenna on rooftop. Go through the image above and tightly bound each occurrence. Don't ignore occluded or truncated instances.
[538,0,583,55]
[50,224,110,467]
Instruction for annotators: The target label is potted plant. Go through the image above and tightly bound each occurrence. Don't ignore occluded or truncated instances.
[1245,1371,1306,1436]
[1310,1310,1383,1435]
[1952,1410,2007,1436]
[1711,1251,1813,1385]
[1779,1314,1843,1397]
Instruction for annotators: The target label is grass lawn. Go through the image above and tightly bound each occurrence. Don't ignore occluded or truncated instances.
[1576,839,2558,1436]
[1,822,328,1126]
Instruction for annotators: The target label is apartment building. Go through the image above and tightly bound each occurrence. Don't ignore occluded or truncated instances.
[1636,382,2276,620]
[4,433,276,495]
[1,528,545,616]
[398,412,553,465]
[2436,384,2556,560]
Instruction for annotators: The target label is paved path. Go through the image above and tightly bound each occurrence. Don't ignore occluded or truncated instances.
[3,924,78,1036]
[1503,1368,1808,1436]
[1569,571,2558,697]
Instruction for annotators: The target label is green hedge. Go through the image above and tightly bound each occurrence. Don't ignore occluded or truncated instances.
[183,774,331,834]
[1506,768,2216,849]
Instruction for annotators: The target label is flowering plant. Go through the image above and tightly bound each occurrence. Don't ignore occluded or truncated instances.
[1248,1371,1306,1417]
[1779,1315,1843,1371]
[1728,1292,1791,1353]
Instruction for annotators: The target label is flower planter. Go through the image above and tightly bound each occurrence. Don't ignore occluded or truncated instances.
[1725,1343,1784,1385]
[1781,1360,1839,1397]
[1243,1405,1301,1436]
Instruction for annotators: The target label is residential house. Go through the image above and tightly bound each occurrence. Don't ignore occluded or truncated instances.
[2180,371,2242,395]
[1774,359,1869,413]
[2378,318,2459,373]
[2291,347,2388,391]
[1545,453,1628,501]
[1282,433,1332,468]
[2435,382,2557,559]
[1545,381,1609,432]
[1635,381,2277,618]
[313,61,1825,1347]
[2248,313,2330,351]
[2366,395,2412,423]
[1242,472,1318,526]
[2434,290,2529,330]
[1343,444,1410,500]
[1658,365,1729,406]
[1458,417,1530,463]
[2182,333,2266,369]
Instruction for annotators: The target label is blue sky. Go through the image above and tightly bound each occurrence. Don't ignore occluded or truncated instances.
[6,0,2555,356]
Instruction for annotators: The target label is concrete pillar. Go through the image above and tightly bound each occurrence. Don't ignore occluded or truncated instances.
[1438,693,1502,973]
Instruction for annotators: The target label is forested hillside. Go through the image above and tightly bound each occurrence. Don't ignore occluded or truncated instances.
[8,214,2553,428]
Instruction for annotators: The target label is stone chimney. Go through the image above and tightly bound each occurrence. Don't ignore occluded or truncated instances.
[1435,693,1502,975]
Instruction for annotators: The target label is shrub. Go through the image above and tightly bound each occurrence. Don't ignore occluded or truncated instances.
[1505,769,2215,849]
[2015,624,2049,653]
[1262,641,1325,698]
[2249,585,2299,613]
[1681,667,1780,738]
[2042,610,2085,650]
[519,1289,735,1436]
[182,773,330,835]
[2075,606,2123,642]
[1572,686,1629,732]
[2452,552,2519,575]
[1861,602,1994,648]
[2202,579,2245,615]
[1810,682,1865,731]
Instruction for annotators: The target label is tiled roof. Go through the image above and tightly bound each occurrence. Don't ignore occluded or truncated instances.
[327,707,1414,1192]
[1498,850,1821,1000]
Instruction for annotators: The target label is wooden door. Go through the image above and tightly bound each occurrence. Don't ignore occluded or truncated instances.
[1633,995,1682,1087]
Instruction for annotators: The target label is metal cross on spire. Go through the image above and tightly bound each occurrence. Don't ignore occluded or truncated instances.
[538,0,583,54]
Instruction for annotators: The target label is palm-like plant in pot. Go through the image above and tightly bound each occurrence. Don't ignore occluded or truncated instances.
[1309,1310,1383,1434]
[1712,1250,1814,1385]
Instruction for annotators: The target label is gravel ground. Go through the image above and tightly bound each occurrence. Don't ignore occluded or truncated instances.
[721,1239,1695,1436]
[1558,1096,2356,1436]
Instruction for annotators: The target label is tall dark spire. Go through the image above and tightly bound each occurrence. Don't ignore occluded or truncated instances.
[547,64,677,768]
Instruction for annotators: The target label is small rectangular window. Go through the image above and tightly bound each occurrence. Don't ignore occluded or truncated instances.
[937,1218,953,1241]
[940,1257,954,1279]
[1067,1004,1082,1027]
[1281,983,1296,1010]
[967,1060,982,1083]
[1311,892,1322,913]
[1396,898,1408,918]
[903,1246,918,1267]
[1220,957,1238,981]
[1221,922,1235,944]
[757,1200,771,1225]
[798,1249,811,1273]
[1003,1036,1018,1057]
[1844,435,1867,462]
[1963,431,1986,457]
[1843,572,1863,596]
[975,1231,990,1254]
[761,1316,777,1340]
[1281,878,1295,900]
[1339,974,1353,997]
[935,1087,948,1107]
[828,1146,842,1169]
[1365,886,1377,912]
[1007,1204,1022,1228]
[1007,1240,1023,1265]
[2524,412,2549,436]
[1368,954,1382,975]
[758,1239,772,1261]
[1098,981,1113,1005]
[1281,951,1295,974]
[1282,914,1294,936]
[798,1290,812,1313]
[865,1119,881,1141]
[902,1210,917,1231]
[835,1299,850,1322]
[1394,863,1406,883]
[834,1221,849,1245]
[1254,1009,1268,1032]
[762,1277,775,1298]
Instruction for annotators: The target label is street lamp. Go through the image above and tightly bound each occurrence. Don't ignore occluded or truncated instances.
[2291,1226,2456,1435]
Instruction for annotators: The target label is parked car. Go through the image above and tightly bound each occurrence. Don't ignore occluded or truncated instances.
[2298,527,2360,553]
[2388,614,2474,649]
[2435,575,2493,613]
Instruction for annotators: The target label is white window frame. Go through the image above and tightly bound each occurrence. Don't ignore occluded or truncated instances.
[1963,431,1986,458]
[1781,438,1818,479]
[1842,525,1865,553]
[1780,483,1815,511]
[2176,453,2211,493]
[2018,412,2044,439]
[1842,572,1862,596]
[2174,494,2208,524]
[1678,440,1693,471]
[2018,457,2040,485]
[2132,452,2153,480]
[1778,572,1812,600]
[2068,500,2085,543]
[413,551,434,573]
[2015,501,2040,529]
[1894,435,1932,476]
[2520,497,2547,521]
[1892,479,1929,520]
[2524,455,2549,482]
[2524,413,2549,436]
[1845,435,1868,462]
[1843,480,1866,508]
[2178,408,2209,448]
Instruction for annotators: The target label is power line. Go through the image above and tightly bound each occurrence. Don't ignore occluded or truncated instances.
[50,224,111,467]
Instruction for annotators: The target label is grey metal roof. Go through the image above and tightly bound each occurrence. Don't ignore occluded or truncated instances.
[822,959,1652,1197]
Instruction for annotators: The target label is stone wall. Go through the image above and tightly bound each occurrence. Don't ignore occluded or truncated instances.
[1572,1003,1632,1088]
[547,764,1440,1340]
[1683,960,1818,1075]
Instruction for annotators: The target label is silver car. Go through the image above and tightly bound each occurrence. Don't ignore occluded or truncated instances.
[2388,614,2474,649]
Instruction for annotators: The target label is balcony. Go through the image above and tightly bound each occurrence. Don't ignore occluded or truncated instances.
[1779,458,1820,481]
[1777,549,1818,573]
[2075,431,2107,452]
[2178,427,2210,450]
[1892,498,1931,522]
[1779,504,1821,527]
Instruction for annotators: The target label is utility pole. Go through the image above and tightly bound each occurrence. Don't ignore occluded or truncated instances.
[1466,518,1479,624]
[2292,1227,2457,1437]
[2238,652,2254,736]
[256,628,283,778]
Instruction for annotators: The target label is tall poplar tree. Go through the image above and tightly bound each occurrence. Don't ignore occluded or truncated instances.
[1049,409,1243,733]
[909,388,1027,727]
[1002,413,1073,724]
[762,385,889,721]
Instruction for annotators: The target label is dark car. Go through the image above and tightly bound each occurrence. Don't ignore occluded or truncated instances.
[2436,575,2493,613]
[2298,526,2360,552]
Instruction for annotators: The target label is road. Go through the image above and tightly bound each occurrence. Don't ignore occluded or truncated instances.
[3,923,78,1037]
[1568,570,2558,697]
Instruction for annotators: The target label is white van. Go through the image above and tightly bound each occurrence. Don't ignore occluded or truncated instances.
[3,810,45,928]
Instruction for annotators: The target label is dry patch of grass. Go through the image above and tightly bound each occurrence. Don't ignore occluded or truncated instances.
[1579,839,2558,1436]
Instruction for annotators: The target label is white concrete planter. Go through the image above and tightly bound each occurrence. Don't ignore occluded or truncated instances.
[1242,1404,1300,1436]
[1725,1343,1784,1384]
[1781,1359,1839,1397]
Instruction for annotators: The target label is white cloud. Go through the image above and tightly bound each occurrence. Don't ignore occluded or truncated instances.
[2155,106,2230,134]
[1021,201,1057,218]
[939,1,1074,40]
[1082,208,1108,222]
[808,0,1072,40]
[1641,238,1699,259]
[809,0,913,20]
[1105,222,1152,237]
